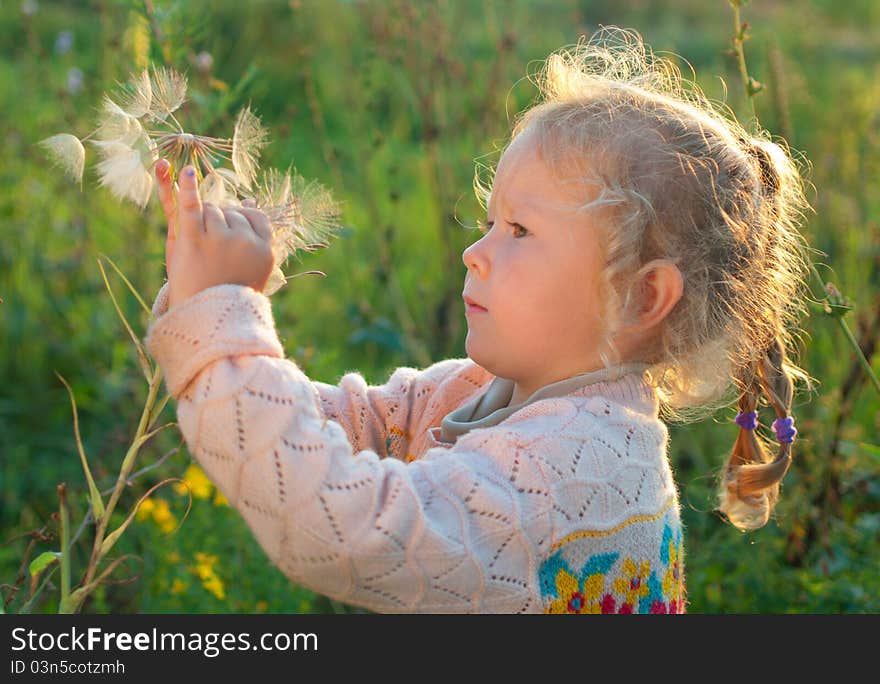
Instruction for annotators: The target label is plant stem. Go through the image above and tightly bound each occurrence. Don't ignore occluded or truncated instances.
[728,1,880,395]
[731,3,758,122]
[82,366,164,588]
[57,485,71,613]
[817,274,880,394]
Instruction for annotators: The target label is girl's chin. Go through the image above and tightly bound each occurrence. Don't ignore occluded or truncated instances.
[464,338,499,375]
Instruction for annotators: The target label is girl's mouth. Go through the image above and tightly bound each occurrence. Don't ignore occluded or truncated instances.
[463,295,487,313]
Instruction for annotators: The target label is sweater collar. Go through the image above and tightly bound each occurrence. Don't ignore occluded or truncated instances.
[437,362,656,445]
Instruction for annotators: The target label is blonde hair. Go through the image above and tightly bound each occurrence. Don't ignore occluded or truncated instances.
[477,28,817,531]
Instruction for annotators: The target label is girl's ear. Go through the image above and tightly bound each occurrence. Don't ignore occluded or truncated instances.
[634,259,683,331]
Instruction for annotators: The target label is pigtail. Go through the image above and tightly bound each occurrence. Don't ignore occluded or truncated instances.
[719,337,798,530]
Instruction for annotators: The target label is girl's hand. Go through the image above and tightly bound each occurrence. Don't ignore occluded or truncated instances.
[155,160,274,309]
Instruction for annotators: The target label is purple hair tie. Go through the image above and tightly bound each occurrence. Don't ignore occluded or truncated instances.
[772,416,797,444]
[734,411,758,430]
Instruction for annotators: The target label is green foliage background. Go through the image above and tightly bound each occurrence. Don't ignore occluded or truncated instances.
[1,0,878,613]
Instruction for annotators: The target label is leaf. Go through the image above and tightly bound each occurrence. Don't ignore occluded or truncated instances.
[96,257,152,381]
[20,567,58,614]
[29,551,61,578]
[54,373,106,523]
[101,477,190,557]
[39,134,86,187]
[859,442,880,461]
[149,392,173,427]
[28,551,61,604]
[97,253,152,317]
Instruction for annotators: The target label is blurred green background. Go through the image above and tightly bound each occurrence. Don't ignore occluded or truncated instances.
[1,0,878,614]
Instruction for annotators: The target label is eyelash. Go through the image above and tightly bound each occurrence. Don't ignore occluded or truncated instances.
[477,220,529,238]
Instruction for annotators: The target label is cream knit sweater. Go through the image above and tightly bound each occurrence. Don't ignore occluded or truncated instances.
[144,283,686,614]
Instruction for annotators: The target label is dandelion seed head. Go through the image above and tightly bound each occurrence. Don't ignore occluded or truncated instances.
[39,133,85,185]
[95,140,155,208]
[264,266,288,296]
[213,167,246,190]
[147,65,187,122]
[232,106,268,190]
[41,59,342,266]
[117,69,153,119]
[94,97,148,150]
[255,167,342,281]
[200,169,240,206]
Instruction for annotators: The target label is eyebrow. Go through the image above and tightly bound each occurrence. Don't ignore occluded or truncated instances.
[487,193,546,221]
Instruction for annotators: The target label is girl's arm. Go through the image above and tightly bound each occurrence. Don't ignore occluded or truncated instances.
[145,284,552,613]
[150,280,491,460]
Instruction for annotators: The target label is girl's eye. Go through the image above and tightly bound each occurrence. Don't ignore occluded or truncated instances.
[476,220,528,238]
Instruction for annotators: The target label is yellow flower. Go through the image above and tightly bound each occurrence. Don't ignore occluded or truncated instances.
[170,578,189,595]
[190,553,226,601]
[662,539,684,605]
[193,552,218,579]
[166,551,181,564]
[202,576,226,601]
[173,464,214,500]
[547,569,605,614]
[136,497,156,521]
[612,557,651,609]
[151,498,177,534]
[213,491,229,507]
[255,600,269,613]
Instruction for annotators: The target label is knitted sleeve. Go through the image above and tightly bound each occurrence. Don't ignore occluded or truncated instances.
[144,284,552,612]
[149,281,490,461]
[310,360,485,461]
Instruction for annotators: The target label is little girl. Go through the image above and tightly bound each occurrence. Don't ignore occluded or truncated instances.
[144,29,812,614]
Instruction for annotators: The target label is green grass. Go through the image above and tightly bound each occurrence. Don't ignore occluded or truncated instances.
[1,0,878,614]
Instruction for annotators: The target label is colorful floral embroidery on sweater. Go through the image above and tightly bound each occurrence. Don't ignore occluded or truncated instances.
[540,521,685,614]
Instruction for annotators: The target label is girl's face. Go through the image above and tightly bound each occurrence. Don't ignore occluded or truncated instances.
[462,132,612,402]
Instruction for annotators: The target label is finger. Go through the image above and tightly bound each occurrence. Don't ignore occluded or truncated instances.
[235,207,273,242]
[203,203,228,235]
[177,166,204,236]
[220,207,252,235]
[241,198,256,208]
[154,159,176,224]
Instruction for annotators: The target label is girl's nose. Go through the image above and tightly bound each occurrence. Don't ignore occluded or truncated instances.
[462,237,489,278]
